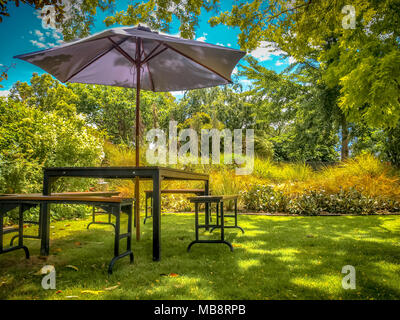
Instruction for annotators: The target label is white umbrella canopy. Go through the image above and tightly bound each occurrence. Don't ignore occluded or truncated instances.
[15,25,246,240]
[15,26,245,91]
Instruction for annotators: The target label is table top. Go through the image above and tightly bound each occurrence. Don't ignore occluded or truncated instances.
[43,166,209,181]
[188,195,239,202]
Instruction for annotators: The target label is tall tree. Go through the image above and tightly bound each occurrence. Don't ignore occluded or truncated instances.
[211,0,400,128]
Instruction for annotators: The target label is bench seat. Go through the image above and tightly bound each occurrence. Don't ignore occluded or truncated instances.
[0,195,134,274]
[186,194,243,252]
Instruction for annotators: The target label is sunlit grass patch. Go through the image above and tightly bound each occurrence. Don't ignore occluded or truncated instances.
[1,213,399,300]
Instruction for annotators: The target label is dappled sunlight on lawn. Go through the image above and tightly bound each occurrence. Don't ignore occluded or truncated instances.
[0,213,399,300]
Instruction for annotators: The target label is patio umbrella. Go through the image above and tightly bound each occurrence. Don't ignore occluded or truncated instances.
[14,25,246,240]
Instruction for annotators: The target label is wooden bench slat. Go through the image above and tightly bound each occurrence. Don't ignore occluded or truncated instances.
[0,191,120,197]
[0,195,131,203]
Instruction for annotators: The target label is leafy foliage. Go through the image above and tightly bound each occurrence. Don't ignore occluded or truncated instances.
[104,0,220,39]
[0,97,103,194]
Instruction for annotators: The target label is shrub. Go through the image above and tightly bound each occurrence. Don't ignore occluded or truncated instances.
[242,184,289,213]
[242,185,400,215]
[0,99,104,223]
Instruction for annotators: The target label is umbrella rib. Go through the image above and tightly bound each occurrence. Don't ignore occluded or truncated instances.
[65,38,129,82]
[163,43,232,84]
[140,38,155,91]
[107,37,137,65]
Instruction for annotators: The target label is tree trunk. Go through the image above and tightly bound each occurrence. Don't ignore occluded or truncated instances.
[341,115,349,161]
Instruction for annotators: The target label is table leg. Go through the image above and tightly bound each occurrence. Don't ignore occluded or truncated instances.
[152,172,161,261]
[40,175,51,256]
[205,180,210,230]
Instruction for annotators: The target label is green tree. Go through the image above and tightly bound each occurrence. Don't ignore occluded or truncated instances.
[68,82,176,145]
[104,0,219,39]
[211,0,400,128]
[240,57,339,162]
[0,0,115,41]
[0,96,103,194]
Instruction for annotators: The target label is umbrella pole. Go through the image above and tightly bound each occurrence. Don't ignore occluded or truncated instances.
[135,39,141,241]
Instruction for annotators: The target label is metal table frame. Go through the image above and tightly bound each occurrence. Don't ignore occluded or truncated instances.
[41,166,210,261]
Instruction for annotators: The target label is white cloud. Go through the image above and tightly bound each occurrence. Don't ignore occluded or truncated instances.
[52,30,62,39]
[275,60,284,66]
[288,56,297,64]
[0,90,10,97]
[227,43,232,47]
[30,40,47,48]
[250,41,284,61]
[196,32,207,42]
[34,30,44,37]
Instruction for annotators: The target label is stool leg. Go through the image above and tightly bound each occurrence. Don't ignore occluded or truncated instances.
[144,194,148,224]
[221,201,233,252]
[234,199,238,227]
[0,212,3,253]
[234,199,244,234]
[187,202,199,252]
[220,202,224,241]
[195,202,199,241]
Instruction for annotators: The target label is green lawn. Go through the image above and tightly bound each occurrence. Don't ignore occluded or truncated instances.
[1,213,400,300]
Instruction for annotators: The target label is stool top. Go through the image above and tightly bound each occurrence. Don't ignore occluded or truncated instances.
[188,195,239,203]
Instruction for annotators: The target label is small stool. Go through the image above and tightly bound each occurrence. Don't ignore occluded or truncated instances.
[187,195,242,252]
[210,196,244,234]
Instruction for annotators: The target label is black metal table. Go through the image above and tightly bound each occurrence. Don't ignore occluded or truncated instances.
[40,166,210,261]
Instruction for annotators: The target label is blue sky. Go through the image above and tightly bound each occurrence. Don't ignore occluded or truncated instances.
[0,0,292,97]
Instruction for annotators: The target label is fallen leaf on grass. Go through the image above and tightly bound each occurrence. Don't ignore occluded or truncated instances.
[81,290,104,295]
[74,242,82,246]
[104,285,119,291]
[232,244,242,248]
[56,290,62,294]
[160,273,179,277]
[65,265,79,271]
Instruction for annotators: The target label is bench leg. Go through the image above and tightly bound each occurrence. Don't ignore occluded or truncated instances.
[210,199,244,234]
[143,194,152,224]
[187,201,233,252]
[108,204,134,275]
[0,205,30,259]
[87,206,116,230]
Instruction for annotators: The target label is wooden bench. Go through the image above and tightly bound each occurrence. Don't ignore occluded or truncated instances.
[5,192,121,246]
[186,195,243,252]
[143,189,206,224]
[0,195,134,274]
